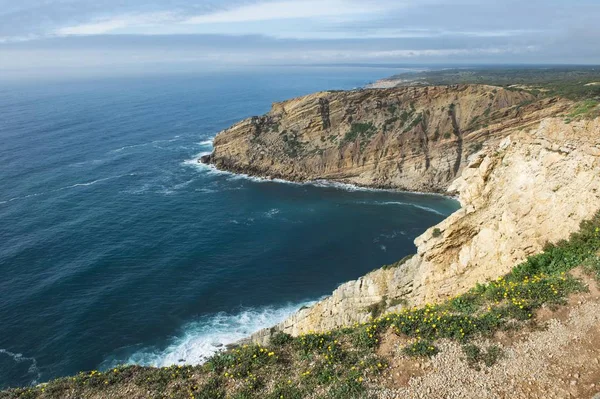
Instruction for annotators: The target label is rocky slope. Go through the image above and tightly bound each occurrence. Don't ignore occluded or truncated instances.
[204,85,565,192]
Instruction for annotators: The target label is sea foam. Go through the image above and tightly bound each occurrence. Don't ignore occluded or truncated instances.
[102,301,315,369]
[0,349,41,386]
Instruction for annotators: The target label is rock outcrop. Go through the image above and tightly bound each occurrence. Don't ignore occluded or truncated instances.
[203,84,599,343]
[206,85,563,193]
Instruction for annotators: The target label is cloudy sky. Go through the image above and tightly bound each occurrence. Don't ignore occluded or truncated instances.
[0,0,598,78]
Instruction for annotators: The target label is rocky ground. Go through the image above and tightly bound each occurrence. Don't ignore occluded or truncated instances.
[373,269,600,399]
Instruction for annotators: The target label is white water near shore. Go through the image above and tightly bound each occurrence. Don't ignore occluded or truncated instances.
[101,301,316,369]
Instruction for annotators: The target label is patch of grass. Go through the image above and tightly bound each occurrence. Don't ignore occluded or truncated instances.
[568,99,600,120]
[432,228,442,238]
[583,255,600,281]
[271,332,294,347]
[340,122,377,147]
[462,344,504,370]
[403,339,439,358]
[265,383,304,399]
[326,372,367,399]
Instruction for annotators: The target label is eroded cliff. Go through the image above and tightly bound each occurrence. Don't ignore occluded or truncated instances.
[205,85,564,192]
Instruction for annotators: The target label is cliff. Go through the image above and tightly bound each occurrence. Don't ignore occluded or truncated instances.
[247,116,600,341]
[204,85,565,192]
[200,85,600,343]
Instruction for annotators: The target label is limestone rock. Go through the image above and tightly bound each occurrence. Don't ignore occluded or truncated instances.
[207,85,564,193]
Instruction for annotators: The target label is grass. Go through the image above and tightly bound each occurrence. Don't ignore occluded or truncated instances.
[3,211,599,399]
[340,122,377,147]
[567,99,600,120]
[462,344,504,370]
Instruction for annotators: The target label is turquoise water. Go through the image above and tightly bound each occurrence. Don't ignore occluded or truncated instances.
[0,67,459,388]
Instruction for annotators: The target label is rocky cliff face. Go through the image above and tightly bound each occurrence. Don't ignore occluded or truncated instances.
[247,117,600,342]
[205,85,563,192]
[203,84,599,343]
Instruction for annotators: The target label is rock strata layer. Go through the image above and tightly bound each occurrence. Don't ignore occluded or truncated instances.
[206,85,562,192]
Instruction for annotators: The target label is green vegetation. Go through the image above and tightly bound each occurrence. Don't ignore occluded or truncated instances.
[583,255,600,281]
[366,297,388,319]
[381,254,414,270]
[462,344,504,370]
[3,212,599,399]
[567,99,600,120]
[469,142,484,154]
[340,122,377,146]
[432,228,442,238]
[388,67,600,102]
[282,132,305,158]
[340,122,379,151]
[383,116,399,132]
[402,113,424,133]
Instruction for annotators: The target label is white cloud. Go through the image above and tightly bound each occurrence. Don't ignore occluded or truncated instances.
[183,0,401,24]
[272,28,540,40]
[55,12,177,36]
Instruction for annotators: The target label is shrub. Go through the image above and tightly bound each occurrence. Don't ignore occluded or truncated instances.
[403,340,439,358]
[342,122,376,144]
[271,332,293,347]
[462,344,504,370]
[366,297,387,319]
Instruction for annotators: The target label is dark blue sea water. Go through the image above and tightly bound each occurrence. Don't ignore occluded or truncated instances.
[0,67,459,389]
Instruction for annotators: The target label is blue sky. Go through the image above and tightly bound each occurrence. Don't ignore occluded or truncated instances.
[0,0,599,78]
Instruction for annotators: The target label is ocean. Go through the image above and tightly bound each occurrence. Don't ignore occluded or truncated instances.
[0,67,459,389]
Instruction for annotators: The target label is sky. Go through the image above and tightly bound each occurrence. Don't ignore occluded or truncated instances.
[0,0,599,79]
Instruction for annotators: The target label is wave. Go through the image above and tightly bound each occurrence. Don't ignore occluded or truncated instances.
[58,175,134,190]
[0,349,41,386]
[373,230,406,243]
[110,138,181,153]
[199,139,214,147]
[357,201,446,216]
[0,174,137,205]
[101,301,315,369]
[377,201,446,216]
[182,153,454,200]
[265,208,280,218]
